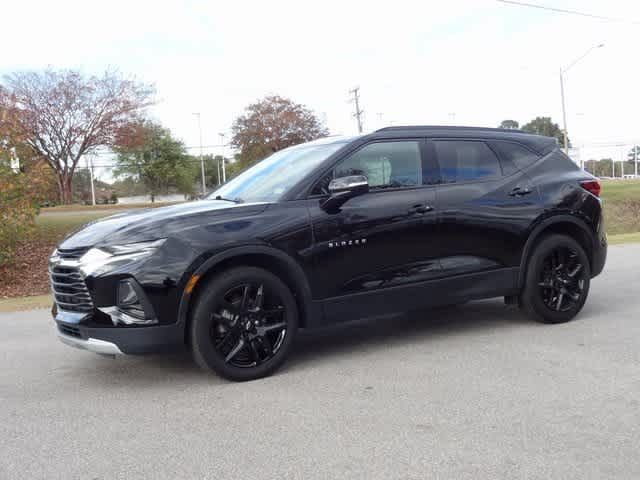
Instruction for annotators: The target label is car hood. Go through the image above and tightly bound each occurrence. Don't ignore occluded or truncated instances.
[58,200,269,249]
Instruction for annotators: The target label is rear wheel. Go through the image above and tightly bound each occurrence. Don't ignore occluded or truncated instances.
[190,267,298,381]
[519,234,590,324]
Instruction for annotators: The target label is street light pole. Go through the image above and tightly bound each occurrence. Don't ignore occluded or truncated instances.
[559,69,569,155]
[218,133,226,183]
[559,43,604,157]
[193,113,206,196]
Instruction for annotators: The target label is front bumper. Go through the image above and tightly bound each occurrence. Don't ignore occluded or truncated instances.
[57,331,123,355]
[54,314,185,355]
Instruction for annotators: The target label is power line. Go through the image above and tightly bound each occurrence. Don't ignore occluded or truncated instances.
[496,0,640,25]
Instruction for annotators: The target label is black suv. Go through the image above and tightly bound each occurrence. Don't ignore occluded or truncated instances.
[50,126,607,380]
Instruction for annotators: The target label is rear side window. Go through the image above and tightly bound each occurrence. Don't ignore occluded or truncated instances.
[433,140,501,183]
[492,141,540,172]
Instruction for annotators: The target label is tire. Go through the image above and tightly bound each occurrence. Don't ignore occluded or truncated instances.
[190,266,298,381]
[519,234,591,324]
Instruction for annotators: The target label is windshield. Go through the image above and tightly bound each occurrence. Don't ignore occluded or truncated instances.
[208,141,346,203]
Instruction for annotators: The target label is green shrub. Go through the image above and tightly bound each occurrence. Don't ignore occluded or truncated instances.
[0,165,40,265]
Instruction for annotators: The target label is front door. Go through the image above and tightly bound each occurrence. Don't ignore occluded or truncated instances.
[307,139,439,321]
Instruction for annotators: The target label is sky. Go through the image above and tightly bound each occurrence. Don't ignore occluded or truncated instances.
[2,0,639,170]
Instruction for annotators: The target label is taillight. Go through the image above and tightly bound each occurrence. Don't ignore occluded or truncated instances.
[580,180,601,197]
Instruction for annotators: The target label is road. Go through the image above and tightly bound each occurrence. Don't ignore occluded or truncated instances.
[1,244,640,479]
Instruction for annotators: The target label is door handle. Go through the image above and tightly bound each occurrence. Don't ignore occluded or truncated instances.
[409,204,433,214]
[508,186,533,197]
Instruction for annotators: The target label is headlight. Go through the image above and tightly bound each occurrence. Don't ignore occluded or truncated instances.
[79,239,166,277]
[102,239,167,256]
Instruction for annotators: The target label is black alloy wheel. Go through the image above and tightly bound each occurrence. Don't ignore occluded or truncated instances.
[212,283,287,368]
[537,246,587,313]
[519,234,591,324]
[190,267,298,381]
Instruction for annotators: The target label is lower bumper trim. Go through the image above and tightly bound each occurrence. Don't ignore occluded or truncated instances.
[57,332,124,355]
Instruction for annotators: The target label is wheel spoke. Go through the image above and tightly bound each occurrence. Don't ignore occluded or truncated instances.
[568,263,582,278]
[240,285,250,310]
[555,292,564,311]
[567,290,580,301]
[248,339,261,364]
[254,284,264,310]
[225,338,246,363]
[260,322,286,334]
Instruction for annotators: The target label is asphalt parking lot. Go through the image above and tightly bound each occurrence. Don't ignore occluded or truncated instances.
[1,243,640,479]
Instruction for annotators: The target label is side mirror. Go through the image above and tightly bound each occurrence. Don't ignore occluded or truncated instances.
[321,175,369,212]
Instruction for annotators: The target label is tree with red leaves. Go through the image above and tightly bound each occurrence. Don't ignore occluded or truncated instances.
[231,95,328,168]
[1,69,154,203]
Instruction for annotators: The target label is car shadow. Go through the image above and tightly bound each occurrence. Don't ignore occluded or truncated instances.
[287,298,528,372]
[81,298,528,385]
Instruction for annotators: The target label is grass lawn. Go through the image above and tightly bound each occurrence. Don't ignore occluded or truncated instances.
[600,179,640,235]
[40,201,183,213]
[0,295,52,313]
[35,211,117,242]
[600,179,640,202]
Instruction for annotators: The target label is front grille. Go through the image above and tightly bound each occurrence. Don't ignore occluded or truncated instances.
[49,264,94,314]
[58,323,82,338]
[57,247,90,260]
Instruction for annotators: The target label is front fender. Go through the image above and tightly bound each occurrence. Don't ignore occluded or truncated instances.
[175,244,316,333]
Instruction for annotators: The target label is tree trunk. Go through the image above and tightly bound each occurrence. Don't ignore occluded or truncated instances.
[55,175,65,205]
[56,173,74,204]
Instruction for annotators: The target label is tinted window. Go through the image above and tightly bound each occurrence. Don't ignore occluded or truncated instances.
[492,141,540,171]
[334,141,422,189]
[210,141,346,202]
[434,140,501,183]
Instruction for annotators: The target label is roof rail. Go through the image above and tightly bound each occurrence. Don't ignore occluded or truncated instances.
[374,125,528,134]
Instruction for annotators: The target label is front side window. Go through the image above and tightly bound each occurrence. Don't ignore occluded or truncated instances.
[333,141,422,189]
[433,140,501,183]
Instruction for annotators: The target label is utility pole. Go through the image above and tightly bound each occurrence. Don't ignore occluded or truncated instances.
[219,133,226,183]
[635,145,638,178]
[193,113,206,195]
[349,87,364,133]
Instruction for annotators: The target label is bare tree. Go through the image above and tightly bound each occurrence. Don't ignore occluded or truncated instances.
[231,95,329,167]
[1,69,154,203]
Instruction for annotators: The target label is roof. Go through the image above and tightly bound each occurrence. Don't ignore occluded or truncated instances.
[368,125,557,154]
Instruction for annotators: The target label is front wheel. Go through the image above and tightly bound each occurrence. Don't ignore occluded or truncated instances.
[519,234,591,324]
[190,267,298,381]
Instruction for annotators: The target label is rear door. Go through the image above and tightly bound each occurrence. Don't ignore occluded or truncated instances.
[431,138,541,287]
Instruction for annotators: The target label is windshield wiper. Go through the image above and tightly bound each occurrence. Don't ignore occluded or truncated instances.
[213,195,243,203]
